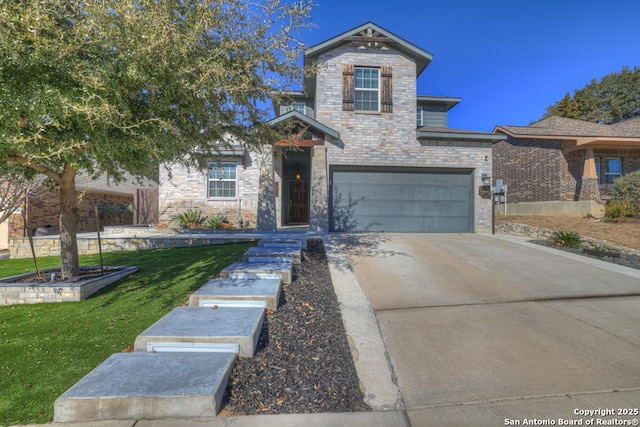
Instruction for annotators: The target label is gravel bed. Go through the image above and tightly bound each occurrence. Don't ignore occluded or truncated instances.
[220,239,370,415]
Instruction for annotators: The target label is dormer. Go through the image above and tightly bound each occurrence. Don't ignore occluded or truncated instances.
[416,95,461,128]
[273,91,315,119]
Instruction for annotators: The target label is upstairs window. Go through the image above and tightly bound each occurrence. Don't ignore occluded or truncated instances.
[208,161,237,198]
[417,107,424,127]
[355,67,380,112]
[343,65,392,113]
[292,101,307,114]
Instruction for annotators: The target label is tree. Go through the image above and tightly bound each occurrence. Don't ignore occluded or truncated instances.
[541,66,640,124]
[0,0,312,278]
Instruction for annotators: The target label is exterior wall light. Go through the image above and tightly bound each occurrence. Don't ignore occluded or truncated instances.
[481,173,491,187]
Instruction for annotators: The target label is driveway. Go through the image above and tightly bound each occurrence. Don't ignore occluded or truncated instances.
[331,233,640,427]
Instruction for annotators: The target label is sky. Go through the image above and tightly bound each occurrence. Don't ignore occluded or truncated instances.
[297,0,640,132]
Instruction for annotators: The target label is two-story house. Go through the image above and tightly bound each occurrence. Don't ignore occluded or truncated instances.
[159,22,504,233]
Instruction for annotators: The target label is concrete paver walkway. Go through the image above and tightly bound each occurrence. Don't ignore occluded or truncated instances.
[335,233,640,427]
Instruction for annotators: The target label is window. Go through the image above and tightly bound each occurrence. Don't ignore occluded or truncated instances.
[208,162,237,198]
[342,65,392,112]
[355,67,380,112]
[603,158,621,184]
[292,101,307,114]
[416,107,424,127]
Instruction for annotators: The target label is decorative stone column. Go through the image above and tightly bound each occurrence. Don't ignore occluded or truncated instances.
[256,148,277,231]
[579,147,601,201]
[309,145,329,233]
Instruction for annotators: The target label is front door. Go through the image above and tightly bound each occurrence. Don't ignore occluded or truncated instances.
[289,181,308,224]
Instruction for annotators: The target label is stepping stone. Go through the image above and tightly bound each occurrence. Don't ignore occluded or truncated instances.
[54,352,236,422]
[243,246,302,264]
[134,306,264,357]
[221,260,293,285]
[259,237,307,250]
[189,278,282,311]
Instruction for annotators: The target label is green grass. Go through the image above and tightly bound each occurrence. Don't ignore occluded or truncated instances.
[0,242,254,426]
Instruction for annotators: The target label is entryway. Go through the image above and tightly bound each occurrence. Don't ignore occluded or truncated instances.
[282,148,311,225]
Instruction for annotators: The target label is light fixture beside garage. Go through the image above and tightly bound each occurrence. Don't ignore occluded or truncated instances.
[481,173,491,187]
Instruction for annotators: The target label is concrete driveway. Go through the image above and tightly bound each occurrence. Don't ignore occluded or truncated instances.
[330,233,640,427]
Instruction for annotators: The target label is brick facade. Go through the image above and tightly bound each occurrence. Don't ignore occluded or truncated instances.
[494,137,640,203]
[26,189,133,235]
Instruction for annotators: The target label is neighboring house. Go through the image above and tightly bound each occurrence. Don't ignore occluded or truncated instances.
[0,173,158,250]
[159,22,504,233]
[493,116,640,215]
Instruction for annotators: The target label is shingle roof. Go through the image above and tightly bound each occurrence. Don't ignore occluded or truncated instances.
[495,116,640,138]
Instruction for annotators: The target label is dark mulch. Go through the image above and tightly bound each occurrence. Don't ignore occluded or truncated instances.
[220,239,370,415]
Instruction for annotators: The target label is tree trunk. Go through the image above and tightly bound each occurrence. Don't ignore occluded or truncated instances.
[59,163,80,279]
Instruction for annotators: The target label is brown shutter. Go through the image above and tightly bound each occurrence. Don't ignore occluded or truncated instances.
[342,64,354,111]
[381,66,393,113]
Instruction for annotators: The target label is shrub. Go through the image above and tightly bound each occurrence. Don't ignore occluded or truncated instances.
[172,209,206,228]
[612,170,640,213]
[604,199,637,222]
[204,214,227,229]
[550,231,583,248]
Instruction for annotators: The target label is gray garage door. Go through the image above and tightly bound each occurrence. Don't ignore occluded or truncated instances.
[330,167,474,232]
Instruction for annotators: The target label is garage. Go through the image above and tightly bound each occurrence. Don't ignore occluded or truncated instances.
[329,167,474,232]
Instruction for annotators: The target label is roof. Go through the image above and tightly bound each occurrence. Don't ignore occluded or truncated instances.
[267,110,340,140]
[494,116,640,138]
[418,127,507,142]
[417,95,461,111]
[304,22,433,77]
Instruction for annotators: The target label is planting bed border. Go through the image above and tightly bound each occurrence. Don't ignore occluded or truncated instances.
[0,266,139,306]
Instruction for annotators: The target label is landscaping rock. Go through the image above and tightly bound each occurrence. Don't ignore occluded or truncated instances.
[220,239,370,415]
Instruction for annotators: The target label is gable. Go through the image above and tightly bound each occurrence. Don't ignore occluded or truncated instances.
[304,22,433,77]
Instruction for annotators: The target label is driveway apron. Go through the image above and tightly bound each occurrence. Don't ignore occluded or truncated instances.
[337,233,640,427]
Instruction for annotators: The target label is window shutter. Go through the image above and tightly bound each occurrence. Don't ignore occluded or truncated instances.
[342,64,354,111]
[381,66,393,113]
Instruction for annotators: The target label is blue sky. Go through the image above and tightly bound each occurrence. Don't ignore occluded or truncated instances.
[300,0,640,132]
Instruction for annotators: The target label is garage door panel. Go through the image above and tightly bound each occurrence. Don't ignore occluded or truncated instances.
[330,168,473,233]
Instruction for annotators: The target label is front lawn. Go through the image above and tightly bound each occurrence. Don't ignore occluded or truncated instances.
[0,242,253,426]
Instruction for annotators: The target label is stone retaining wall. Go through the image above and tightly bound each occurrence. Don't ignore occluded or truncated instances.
[9,235,258,259]
[496,220,640,257]
[0,266,138,305]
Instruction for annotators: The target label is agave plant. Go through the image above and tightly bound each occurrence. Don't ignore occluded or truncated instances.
[550,231,583,248]
[204,214,227,229]
[171,209,207,228]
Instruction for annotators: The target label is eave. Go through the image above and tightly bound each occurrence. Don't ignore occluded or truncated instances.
[418,129,506,143]
[494,127,640,152]
[267,110,340,140]
[417,95,461,111]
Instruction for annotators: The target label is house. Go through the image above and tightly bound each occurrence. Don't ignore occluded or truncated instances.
[493,116,640,216]
[159,22,504,233]
[0,174,158,250]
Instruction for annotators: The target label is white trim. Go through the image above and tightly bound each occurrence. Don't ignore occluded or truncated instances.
[354,67,380,112]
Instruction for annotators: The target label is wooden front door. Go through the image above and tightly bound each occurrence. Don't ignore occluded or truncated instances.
[289,181,308,224]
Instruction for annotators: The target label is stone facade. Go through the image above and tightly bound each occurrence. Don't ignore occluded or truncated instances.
[313,46,492,231]
[159,152,260,228]
[158,23,495,233]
